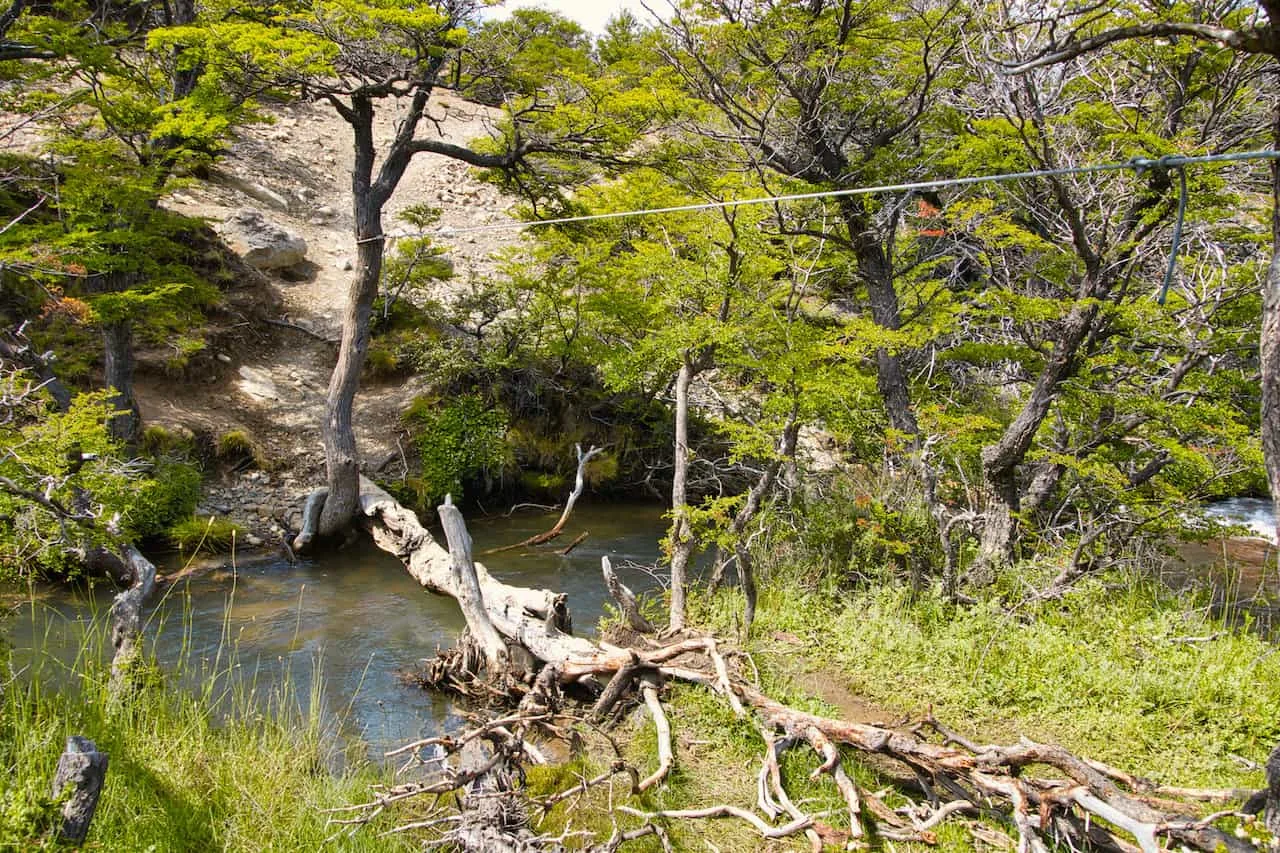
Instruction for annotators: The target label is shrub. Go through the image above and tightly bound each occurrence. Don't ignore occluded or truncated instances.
[402,393,509,506]
[122,460,202,541]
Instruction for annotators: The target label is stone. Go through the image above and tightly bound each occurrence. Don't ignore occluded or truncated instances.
[335,256,353,271]
[236,364,281,401]
[316,205,336,218]
[219,209,308,271]
[245,534,264,547]
[215,352,232,364]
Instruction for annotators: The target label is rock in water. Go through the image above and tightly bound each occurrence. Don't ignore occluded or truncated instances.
[220,209,308,271]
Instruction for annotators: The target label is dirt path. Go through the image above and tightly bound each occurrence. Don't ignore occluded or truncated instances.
[137,94,526,543]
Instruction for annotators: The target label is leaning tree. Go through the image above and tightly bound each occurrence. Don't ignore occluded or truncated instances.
[154,0,644,541]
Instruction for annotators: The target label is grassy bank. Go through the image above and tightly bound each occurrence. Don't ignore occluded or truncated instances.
[0,608,409,851]
[519,574,1279,851]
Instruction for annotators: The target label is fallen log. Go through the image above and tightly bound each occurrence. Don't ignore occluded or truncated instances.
[108,544,156,693]
[359,486,1264,852]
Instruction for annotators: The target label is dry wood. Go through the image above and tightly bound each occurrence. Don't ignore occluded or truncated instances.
[51,736,108,845]
[601,556,653,634]
[636,673,673,792]
[292,486,329,552]
[438,495,508,673]
[486,444,602,554]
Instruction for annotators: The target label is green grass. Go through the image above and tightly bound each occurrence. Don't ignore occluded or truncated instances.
[0,604,410,851]
[168,514,243,554]
[697,574,1279,790]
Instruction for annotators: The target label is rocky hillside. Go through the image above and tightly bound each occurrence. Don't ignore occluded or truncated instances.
[140,94,528,548]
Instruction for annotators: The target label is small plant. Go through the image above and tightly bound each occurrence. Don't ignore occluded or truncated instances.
[169,515,242,554]
[402,393,509,505]
[364,343,400,379]
[140,424,195,458]
[216,429,269,470]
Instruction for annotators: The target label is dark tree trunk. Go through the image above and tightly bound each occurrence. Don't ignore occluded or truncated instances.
[0,333,71,411]
[839,198,920,439]
[974,299,1101,577]
[102,319,139,445]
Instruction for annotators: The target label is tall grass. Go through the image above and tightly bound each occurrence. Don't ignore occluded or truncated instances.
[0,589,411,851]
[699,572,1280,789]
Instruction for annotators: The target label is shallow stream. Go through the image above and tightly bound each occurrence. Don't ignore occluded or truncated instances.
[3,503,669,756]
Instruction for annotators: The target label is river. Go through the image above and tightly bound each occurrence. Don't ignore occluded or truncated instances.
[3,503,670,756]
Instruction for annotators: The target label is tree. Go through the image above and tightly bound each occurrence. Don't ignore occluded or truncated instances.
[155,0,649,541]
[997,0,1280,544]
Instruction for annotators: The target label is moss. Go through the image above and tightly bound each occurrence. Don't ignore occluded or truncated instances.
[216,429,270,471]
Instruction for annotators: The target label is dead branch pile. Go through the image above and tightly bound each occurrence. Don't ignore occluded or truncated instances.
[346,479,1272,852]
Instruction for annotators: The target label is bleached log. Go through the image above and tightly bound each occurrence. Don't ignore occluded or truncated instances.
[438,495,508,673]
[637,673,673,792]
[360,477,598,668]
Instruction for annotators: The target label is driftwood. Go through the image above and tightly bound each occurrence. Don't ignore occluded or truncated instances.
[291,486,329,552]
[601,556,653,634]
[485,444,602,554]
[108,544,156,692]
[51,736,108,845]
[357,486,1265,852]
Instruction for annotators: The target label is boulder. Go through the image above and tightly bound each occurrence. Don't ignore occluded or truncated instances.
[219,209,308,271]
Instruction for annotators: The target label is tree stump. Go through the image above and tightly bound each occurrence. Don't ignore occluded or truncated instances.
[51,736,107,845]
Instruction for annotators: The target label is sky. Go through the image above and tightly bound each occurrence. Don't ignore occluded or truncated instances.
[481,0,660,35]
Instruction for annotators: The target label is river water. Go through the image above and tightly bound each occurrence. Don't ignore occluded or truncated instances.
[3,503,669,756]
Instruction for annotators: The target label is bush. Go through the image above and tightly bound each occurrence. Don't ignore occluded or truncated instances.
[123,460,202,541]
[402,393,509,506]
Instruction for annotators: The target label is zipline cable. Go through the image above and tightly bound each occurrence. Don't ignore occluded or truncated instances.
[357,149,1280,243]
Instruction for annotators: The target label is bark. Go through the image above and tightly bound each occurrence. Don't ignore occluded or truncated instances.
[51,736,108,845]
[318,130,382,538]
[974,300,1101,578]
[667,356,695,632]
[109,543,157,692]
[102,319,139,445]
[439,495,509,674]
[838,198,920,439]
[601,556,653,634]
[1264,111,1280,545]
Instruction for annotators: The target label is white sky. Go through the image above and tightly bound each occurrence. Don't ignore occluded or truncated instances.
[482,0,661,36]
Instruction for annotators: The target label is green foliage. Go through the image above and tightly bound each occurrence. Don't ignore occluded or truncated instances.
[401,394,509,506]
[0,382,199,578]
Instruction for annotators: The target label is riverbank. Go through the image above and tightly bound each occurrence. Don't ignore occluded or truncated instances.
[6,561,1272,851]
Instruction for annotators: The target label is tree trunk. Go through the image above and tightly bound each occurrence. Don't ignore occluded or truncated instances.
[319,100,383,539]
[668,356,694,632]
[974,300,1101,578]
[102,319,139,445]
[51,736,107,845]
[1262,110,1280,545]
[839,198,920,439]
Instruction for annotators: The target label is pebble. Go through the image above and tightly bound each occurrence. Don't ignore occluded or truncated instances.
[216,353,232,364]
[245,534,264,547]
